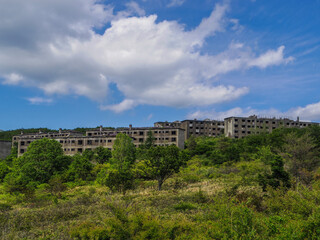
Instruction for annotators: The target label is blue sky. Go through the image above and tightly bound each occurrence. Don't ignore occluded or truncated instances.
[0,0,319,130]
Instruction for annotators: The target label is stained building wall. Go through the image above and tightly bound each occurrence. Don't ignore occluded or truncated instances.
[0,141,11,159]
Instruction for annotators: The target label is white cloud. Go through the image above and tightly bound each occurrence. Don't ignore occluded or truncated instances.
[27,97,53,105]
[287,102,320,121]
[0,1,293,112]
[188,101,320,122]
[100,99,137,113]
[125,1,146,16]
[3,73,24,85]
[248,46,294,69]
[167,0,185,8]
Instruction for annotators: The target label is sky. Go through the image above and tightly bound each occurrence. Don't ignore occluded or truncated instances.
[0,0,319,130]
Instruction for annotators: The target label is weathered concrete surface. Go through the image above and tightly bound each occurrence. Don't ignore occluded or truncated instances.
[0,141,11,159]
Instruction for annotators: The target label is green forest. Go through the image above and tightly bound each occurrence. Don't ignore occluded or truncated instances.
[0,126,320,239]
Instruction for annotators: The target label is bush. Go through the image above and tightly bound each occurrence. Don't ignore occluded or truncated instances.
[0,161,10,182]
[66,154,93,181]
[173,202,196,211]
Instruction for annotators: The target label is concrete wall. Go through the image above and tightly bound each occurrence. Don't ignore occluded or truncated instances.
[0,141,11,159]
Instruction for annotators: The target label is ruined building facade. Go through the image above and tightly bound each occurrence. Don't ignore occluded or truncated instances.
[224,115,319,138]
[13,126,185,157]
[0,141,11,159]
[156,116,320,139]
[12,116,320,157]
[155,119,224,140]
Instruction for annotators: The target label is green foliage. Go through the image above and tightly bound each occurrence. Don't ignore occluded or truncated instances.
[4,146,18,165]
[4,139,70,192]
[96,163,135,194]
[185,136,197,156]
[66,154,93,181]
[3,170,31,193]
[97,133,136,194]
[0,161,10,182]
[111,133,136,165]
[144,130,156,149]
[258,155,291,191]
[144,145,187,190]
[173,202,196,211]
[281,132,320,181]
[1,124,320,239]
[94,146,112,164]
[209,137,241,164]
[82,149,95,161]
[46,176,67,197]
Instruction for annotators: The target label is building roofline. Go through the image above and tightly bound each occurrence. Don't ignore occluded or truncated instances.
[88,127,185,131]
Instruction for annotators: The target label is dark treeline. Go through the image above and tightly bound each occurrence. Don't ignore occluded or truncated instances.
[0,128,57,141]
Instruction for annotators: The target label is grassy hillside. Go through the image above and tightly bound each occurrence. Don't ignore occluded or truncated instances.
[0,164,320,239]
[0,126,319,239]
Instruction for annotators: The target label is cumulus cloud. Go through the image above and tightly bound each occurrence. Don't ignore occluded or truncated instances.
[0,0,293,112]
[188,101,320,122]
[287,102,320,121]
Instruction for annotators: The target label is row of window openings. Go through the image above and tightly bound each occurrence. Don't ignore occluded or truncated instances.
[63,148,112,152]
[190,127,220,130]
[88,130,177,136]
[18,133,69,140]
[234,125,277,129]
[189,123,224,127]
[20,136,178,146]
[234,130,266,134]
[234,119,310,127]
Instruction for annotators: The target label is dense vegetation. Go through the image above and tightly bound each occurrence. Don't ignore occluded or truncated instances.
[0,126,116,141]
[0,126,320,239]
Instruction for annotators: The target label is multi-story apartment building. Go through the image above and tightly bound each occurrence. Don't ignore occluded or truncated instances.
[155,119,224,140]
[11,116,320,156]
[86,125,185,149]
[154,121,182,128]
[13,126,185,156]
[224,115,319,138]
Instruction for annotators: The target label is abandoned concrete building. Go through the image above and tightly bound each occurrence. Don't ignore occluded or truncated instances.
[13,126,185,157]
[0,140,11,159]
[224,115,320,138]
[155,119,225,140]
[155,116,320,139]
[86,125,185,149]
[11,115,320,156]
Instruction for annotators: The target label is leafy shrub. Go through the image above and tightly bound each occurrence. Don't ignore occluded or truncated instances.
[0,161,10,182]
[0,203,12,212]
[173,202,196,211]
[70,222,110,240]
[66,154,93,181]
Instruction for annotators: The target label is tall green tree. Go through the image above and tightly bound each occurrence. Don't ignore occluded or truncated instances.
[144,130,156,149]
[258,155,291,191]
[281,132,320,181]
[97,133,136,194]
[145,145,188,190]
[111,133,136,166]
[14,138,70,184]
